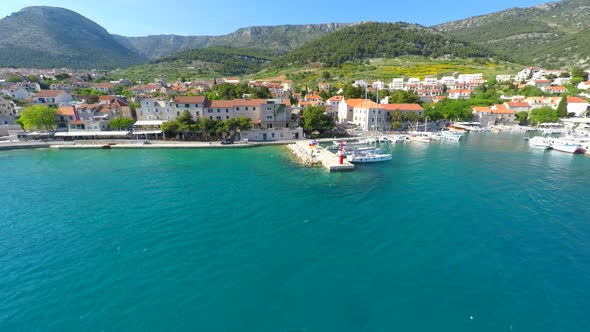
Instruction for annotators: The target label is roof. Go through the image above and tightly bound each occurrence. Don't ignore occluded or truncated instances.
[174,96,206,103]
[35,90,67,97]
[99,95,114,101]
[491,104,515,114]
[506,102,530,107]
[56,106,75,116]
[567,96,588,103]
[449,89,472,94]
[344,99,367,107]
[381,103,424,111]
[472,106,491,113]
[327,96,343,102]
[70,120,85,125]
[546,86,566,90]
[208,100,236,108]
[355,100,380,109]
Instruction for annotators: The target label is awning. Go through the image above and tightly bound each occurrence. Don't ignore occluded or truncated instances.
[134,120,167,126]
[54,131,130,137]
[132,130,162,135]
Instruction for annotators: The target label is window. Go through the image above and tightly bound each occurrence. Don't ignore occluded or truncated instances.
[216,116,221,120]
[271,133,275,138]
[226,116,229,119]
[166,108,170,112]
[209,116,213,119]
[236,107,240,110]
[185,104,189,108]
[226,109,229,113]
[176,104,180,108]
[176,111,180,116]
[266,115,272,119]
[208,109,213,113]
[217,109,220,113]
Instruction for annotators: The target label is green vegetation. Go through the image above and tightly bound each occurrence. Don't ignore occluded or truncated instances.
[529,107,559,125]
[204,83,272,100]
[150,46,277,76]
[301,106,335,135]
[0,7,147,68]
[436,0,590,68]
[273,23,491,68]
[516,111,529,125]
[556,96,568,118]
[74,88,108,96]
[108,118,134,130]
[161,110,252,140]
[17,105,56,131]
[424,100,474,121]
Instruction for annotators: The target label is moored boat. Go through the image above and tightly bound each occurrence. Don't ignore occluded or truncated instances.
[549,139,585,154]
[528,136,551,149]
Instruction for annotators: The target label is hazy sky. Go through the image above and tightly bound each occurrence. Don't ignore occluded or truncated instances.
[1,0,549,36]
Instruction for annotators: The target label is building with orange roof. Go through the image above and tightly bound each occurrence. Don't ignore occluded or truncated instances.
[448,89,472,100]
[472,105,516,126]
[504,101,531,113]
[577,81,590,90]
[567,96,589,117]
[525,96,562,110]
[350,100,386,131]
[543,86,567,94]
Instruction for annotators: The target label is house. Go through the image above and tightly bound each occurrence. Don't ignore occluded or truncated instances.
[525,97,562,110]
[16,82,41,93]
[504,101,531,113]
[0,96,18,125]
[578,81,590,90]
[457,73,483,83]
[173,96,206,119]
[2,85,30,100]
[490,104,517,125]
[472,106,516,126]
[222,77,240,85]
[50,83,73,93]
[554,77,571,86]
[566,97,589,117]
[337,98,365,124]
[389,78,405,90]
[372,80,385,90]
[448,89,472,100]
[325,96,343,117]
[98,95,132,119]
[299,93,324,107]
[440,76,456,86]
[90,83,116,95]
[381,103,424,116]
[33,90,72,105]
[353,80,368,88]
[55,106,76,130]
[129,83,161,95]
[137,98,174,121]
[432,96,447,103]
[543,86,567,94]
[529,79,552,88]
[496,75,511,82]
[351,100,385,131]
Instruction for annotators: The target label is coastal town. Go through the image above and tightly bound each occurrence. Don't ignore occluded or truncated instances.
[1,65,589,162]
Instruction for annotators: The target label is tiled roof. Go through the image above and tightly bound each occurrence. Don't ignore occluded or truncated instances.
[174,96,206,103]
[56,106,75,116]
[35,90,67,97]
[381,103,424,111]
[567,97,588,103]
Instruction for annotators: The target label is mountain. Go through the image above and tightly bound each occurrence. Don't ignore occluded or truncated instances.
[0,6,147,69]
[114,23,352,59]
[435,0,590,68]
[272,22,492,68]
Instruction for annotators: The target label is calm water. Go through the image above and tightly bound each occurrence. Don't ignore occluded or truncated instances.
[1,134,589,332]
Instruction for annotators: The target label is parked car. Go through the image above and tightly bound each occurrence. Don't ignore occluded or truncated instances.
[221,138,234,145]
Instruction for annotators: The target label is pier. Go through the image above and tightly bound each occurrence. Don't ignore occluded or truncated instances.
[287,141,355,172]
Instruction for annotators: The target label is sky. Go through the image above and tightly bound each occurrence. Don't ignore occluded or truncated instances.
[1,0,550,36]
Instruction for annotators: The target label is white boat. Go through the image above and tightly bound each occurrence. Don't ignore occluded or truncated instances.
[441,131,463,141]
[347,152,392,163]
[528,136,551,149]
[549,139,584,154]
[408,132,432,143]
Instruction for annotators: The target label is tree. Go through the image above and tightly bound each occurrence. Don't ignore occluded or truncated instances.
[520,86,546,97]
[529,107,558,125]
[55,73,71,81]
[302,105,335,134]
[17,105,56,131]
[571,68,588,80]
[388,90,421,104]
[321,71,331,81]
[108,118,135,130]
[516,111,528,125]
[556,95,568,118]
[342,84,365,99]
[161,121,180,138]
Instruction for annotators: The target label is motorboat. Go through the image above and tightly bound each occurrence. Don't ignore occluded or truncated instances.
[441,131,463,141]
[549,139,585,154]
[347,152,392,163]
[408,132,432,143]
[528,136,551,149]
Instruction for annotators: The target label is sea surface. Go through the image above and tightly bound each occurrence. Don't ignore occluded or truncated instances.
[1,133,589,332]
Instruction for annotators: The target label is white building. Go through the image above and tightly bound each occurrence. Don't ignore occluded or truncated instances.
[389,78,405,90]
[496,75,511,82]
[457,73,483,83]
[440,76,456,86]
[566,97,589,117]
[33,90,72,105]
[0,96,18,125]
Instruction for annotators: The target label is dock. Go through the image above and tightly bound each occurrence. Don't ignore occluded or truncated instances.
[287,141,355,172]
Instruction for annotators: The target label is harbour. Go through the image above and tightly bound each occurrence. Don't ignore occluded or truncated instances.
[2,132,590,331]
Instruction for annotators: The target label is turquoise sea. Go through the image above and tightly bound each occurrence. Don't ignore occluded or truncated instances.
[1,133,589,331]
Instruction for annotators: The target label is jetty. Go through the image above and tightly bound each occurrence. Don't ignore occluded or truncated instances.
[287,140,354,172]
